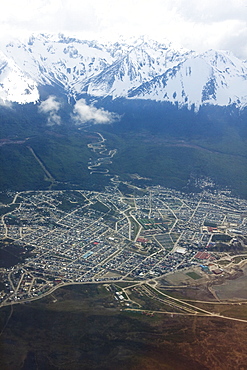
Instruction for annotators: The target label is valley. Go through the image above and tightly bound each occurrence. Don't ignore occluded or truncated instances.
[1,120,247,197]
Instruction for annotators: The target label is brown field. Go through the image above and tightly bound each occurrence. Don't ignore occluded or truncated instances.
[1,282,247,369]
[213,274,247,300]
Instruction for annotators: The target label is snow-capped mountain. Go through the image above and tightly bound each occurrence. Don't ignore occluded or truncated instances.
[0,50,39,104]
[4,34,115,93]
[128,50,247,109]
[1,33,247,110]
[80,39,194,98]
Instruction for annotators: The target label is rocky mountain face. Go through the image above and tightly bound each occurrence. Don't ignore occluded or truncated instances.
[1,33,247,110]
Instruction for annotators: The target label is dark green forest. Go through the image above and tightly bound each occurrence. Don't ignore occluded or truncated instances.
[0,99,246,197]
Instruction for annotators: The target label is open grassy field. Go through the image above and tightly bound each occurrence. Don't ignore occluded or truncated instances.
[1,283,247,369]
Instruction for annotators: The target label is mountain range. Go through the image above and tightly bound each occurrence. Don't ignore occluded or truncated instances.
[1,33,247,110]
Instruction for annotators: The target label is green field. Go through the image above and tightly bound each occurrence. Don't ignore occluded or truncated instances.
[90,200,109,213]
[186,272,202,280]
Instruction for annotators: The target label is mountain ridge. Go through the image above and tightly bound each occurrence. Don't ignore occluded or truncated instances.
[1,33,247,110]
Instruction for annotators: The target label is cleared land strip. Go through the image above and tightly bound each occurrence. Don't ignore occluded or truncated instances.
[27,146,55,182]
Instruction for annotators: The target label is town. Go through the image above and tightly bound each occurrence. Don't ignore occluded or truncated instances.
[0,182,247,307]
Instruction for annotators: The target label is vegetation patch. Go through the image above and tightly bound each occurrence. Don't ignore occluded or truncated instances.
[186,271,202,280]
[212,234,232,242]
[90,200,109,213]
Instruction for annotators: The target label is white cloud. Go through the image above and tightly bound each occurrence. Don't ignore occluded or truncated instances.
[169,0,247,23]
[0,0,100,41]
[72,99,119,125]
[0,0,247,58]
[46,112,61,126]
[0,98,13,108]
[38,95,61,125]
[39,95,60,113]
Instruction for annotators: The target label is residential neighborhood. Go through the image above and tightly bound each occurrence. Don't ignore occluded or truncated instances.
[0,183,246,307]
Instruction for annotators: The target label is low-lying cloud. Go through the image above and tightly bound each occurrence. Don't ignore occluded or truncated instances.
[0,98,12,108]
[38,95,61,125]
[72,99,120,125]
